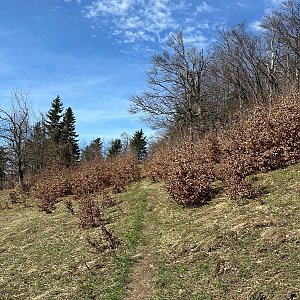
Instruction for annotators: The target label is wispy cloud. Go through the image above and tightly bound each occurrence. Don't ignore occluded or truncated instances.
[0,29,35,37]
[196,1,215,13]
[250,20,263,31]
[61,0,81,3]
[85,0,134,16]
[236,1,249,8]
[84,0,212,44]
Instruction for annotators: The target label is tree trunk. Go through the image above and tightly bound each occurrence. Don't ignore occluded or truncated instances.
[18,162,25,191]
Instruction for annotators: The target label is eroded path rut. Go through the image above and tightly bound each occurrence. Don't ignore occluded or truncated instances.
[124,183,156,300]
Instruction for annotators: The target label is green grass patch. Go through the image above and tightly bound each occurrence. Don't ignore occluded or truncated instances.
[0,183,148,300]
[1,164,300,299]
[145,164,300,300]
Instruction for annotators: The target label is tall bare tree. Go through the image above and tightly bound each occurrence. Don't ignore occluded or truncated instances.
[212,23,274,111]
[262,0,300,91]
[130,32,213,137]
[0,90,31,190]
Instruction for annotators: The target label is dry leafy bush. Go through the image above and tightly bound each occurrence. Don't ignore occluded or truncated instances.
[106,153,140,192]
[32,165,72,213]
[74,154,139,228]
[85,222,120,253]
[71,159,110,197]
[30,153,140,252]
[165,142,215,205]
[145,92,300,202]
[72,153,139,196]
[199,131,221,164]
[78,193,102,228]
[144,141,174,182]
[32,153,139,215]
[218,92,300,198]
[144,133,219,205]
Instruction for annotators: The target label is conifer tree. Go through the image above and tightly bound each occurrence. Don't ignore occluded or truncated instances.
[108,138,122,158]
[45,96,63,144]
[130,129,147,160]
[60,107,80,165]
[81,137,103,161]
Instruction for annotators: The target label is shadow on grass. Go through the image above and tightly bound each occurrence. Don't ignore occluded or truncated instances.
[181,186,224,209]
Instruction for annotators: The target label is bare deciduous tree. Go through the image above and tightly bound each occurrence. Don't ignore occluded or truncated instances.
[129,1,300,141]
[212,23,275,111]
[262,0,300,91]
[129,32,213,137]
[0,90,31,190]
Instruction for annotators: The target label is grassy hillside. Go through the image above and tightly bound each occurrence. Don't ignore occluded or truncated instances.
[1,164,300,299]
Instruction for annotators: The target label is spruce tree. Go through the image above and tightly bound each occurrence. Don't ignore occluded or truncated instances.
[81,137,103,161]
[130,129,147,161]
[45,96,63,144]
[108,138,122,158]
[60,107,80,165]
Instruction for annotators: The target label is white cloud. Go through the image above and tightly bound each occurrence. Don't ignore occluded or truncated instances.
[263,0,284,14]
[236,2,249,8]
[85,0,135,17]
[250,20,263,31]
[84,0,188,43]
[196,1,215,13]
[83,0,218,47]
[183,32,208,49]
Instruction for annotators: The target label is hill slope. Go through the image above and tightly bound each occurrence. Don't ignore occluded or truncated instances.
[1,164,300,299]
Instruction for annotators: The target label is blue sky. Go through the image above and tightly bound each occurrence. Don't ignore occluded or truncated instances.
[0,0,283,145]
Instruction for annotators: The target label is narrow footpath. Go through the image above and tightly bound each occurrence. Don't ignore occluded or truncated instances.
[124,183,156,300]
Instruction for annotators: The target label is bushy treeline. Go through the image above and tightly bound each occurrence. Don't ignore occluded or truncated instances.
[29,151,139,253]
[33,153,139,216]
[145,92,300,204]
[0,94,80,190]
[131,0,300,139]
[133,1,300,205]
[0,90,148,191]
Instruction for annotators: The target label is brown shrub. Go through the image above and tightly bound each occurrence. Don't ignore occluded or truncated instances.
[218,91,300,198]
[106,153,139,192]
[144,92,300,202]
[32,165,72,212]
[71,159,110,197]
[166,142,215,205]
[32,153,139,215]
[72,153,139,196]
[144,141,174,182]
[78,193,102,228]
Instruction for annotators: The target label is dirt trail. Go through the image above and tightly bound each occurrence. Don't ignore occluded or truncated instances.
[125,187,156,300]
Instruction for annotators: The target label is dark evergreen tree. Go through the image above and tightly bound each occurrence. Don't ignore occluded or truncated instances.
[60,107,80,165]
[81,137,103,161]
[45,96,63,144]
[108,138,122,158]
[130,129,147,160]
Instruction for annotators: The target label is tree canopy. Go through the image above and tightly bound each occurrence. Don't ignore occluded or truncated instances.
[130,129,147,161]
